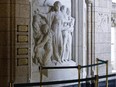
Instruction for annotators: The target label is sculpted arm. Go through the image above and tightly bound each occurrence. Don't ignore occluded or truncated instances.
[37,35,43,44]
[37,35,49,47]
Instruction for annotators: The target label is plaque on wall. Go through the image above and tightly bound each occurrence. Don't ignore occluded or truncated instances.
[17,25,28,32]
[17,48,28,55]
[17,35,28,43]
[17,58,28,66]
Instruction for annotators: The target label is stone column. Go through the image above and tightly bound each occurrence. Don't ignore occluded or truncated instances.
[85,0,93,78]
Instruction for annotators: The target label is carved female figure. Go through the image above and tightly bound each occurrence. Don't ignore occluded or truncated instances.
[51,1,63,63]
[60,5,69,62]
[66,8,75,61]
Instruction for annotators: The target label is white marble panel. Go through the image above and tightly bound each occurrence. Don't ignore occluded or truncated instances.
[95,32,111,43]
[95,43,111,54]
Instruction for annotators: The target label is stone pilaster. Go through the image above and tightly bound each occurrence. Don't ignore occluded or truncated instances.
[71,0,79,62]
[15,0,30,83]
[72,0,87,78]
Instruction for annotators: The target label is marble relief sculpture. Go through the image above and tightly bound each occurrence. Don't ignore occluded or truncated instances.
[34,24,52,65]
[66,8,75,61]
[32,0,75,66]
[51,1,63,63]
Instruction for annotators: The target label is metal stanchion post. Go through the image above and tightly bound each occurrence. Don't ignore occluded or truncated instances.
[95,58,99,87]
[106,61,108,87]
[95,75,99,87]
[40,66,43,87]
[78,65,81,87]
[96,58,98,76]
[10,82,12,87]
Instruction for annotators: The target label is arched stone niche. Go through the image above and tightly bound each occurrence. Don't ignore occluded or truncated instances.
[30,0,78,86]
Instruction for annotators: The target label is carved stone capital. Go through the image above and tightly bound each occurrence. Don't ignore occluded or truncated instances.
[85,0,93,4]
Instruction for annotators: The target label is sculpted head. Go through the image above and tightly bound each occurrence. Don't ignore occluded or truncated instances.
[60,5,66,13]
[66,8,70,15]
[41,24,49,34]
[54,1,62,11]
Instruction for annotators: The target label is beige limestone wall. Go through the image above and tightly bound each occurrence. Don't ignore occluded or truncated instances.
[15,0,30,83]
[0,0,31,85]
[0,0,30,85]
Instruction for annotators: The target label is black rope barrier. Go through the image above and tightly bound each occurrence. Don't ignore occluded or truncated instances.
[14,58,111,87]
[40,62,105,70]
[97,58,107,63]
[81,62,104,68]
[41,66,79,69]
[14,74,116,87]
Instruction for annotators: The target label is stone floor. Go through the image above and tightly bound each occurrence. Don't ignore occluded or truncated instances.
[63,79,116,87]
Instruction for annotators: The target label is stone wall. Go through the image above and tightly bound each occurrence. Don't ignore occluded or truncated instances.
[94,0,112,75]
[0,0,12,86]
[15,0,30,83]
[0,0,30,85]
[84,0,112,76]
